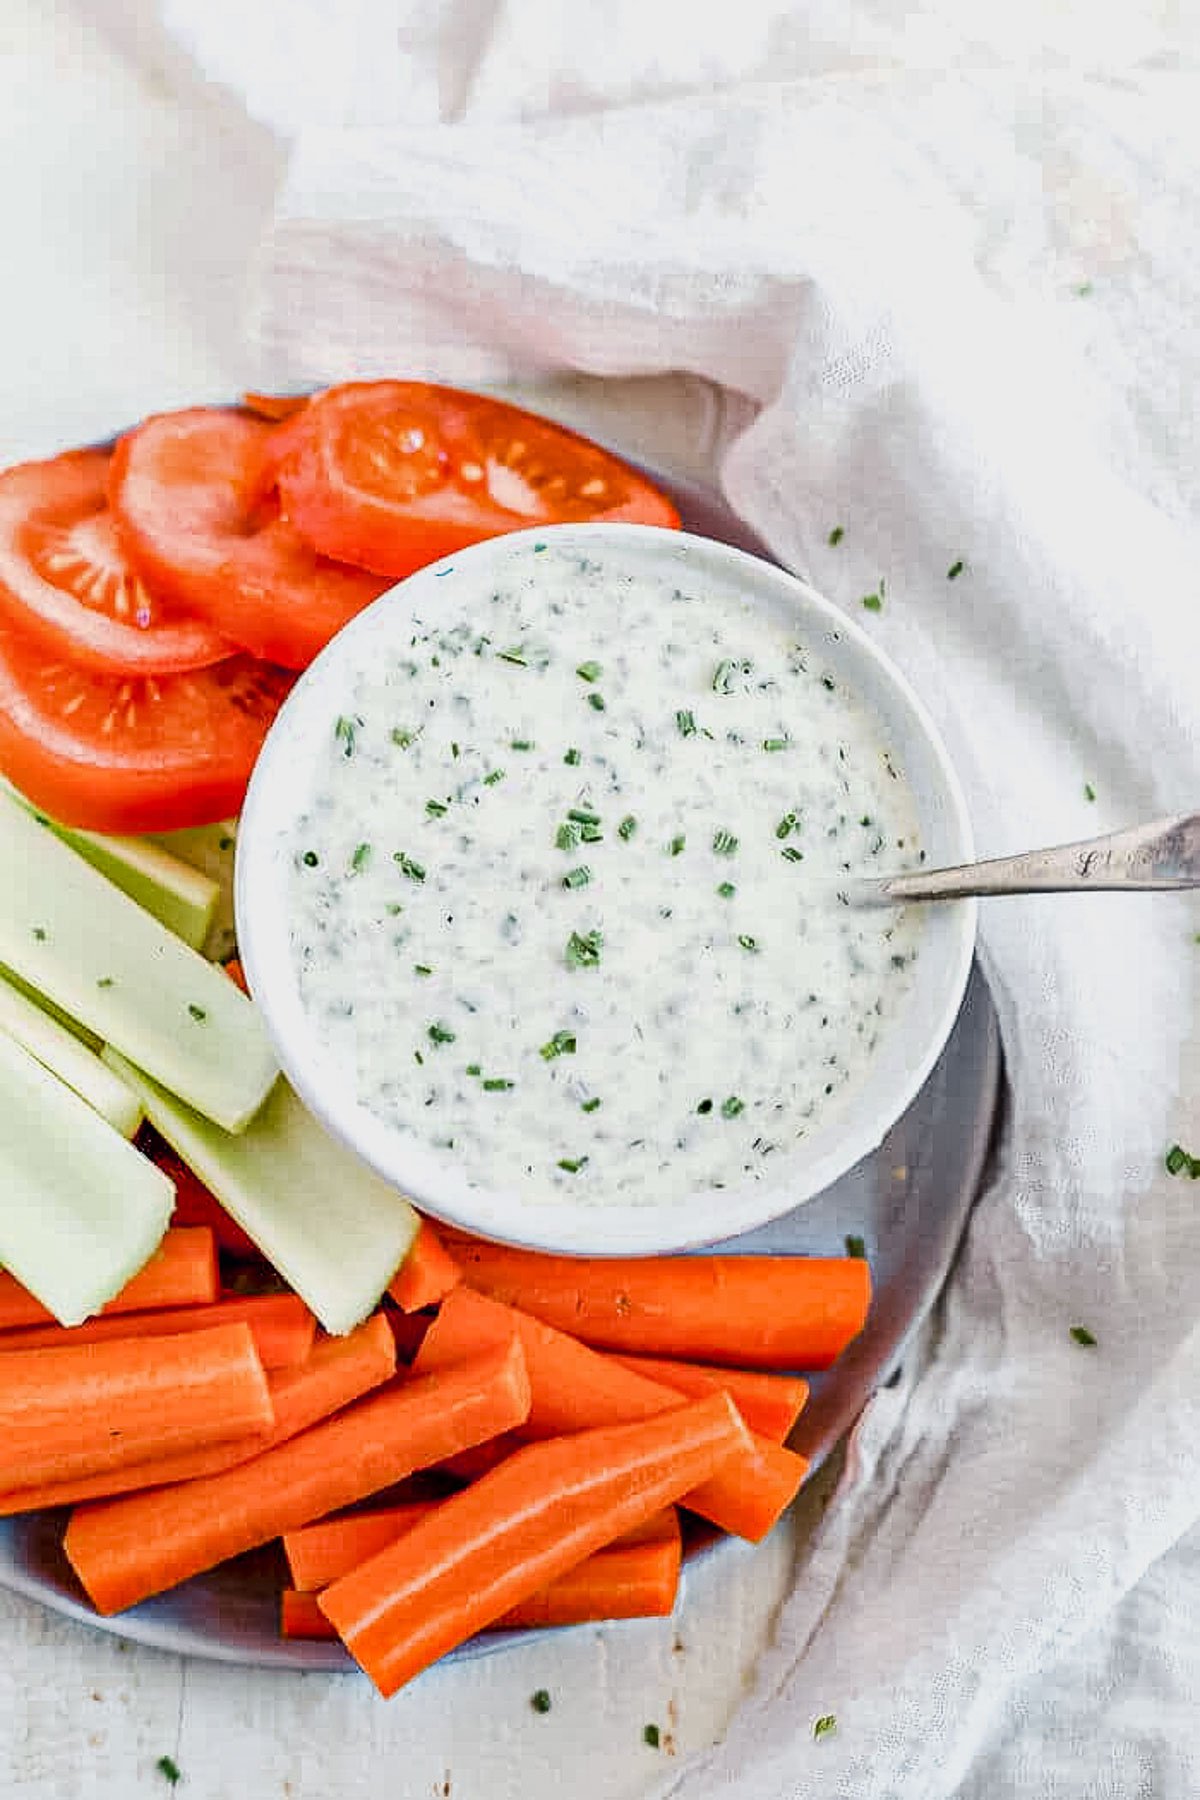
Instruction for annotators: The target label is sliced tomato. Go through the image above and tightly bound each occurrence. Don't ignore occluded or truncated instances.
[271,381,682,578]
[0,621,292,834]
[0,449,233,674]
[109,409,391,669]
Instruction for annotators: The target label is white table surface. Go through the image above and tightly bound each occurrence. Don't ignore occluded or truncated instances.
[0,6,838,1794]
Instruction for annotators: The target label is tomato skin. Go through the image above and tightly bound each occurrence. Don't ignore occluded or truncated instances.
[273,382,682,579]
[0,624,292,835]
[0,450,232,675]
[110,410,391,669]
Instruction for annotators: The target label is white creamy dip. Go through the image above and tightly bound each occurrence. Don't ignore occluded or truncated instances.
[285,541,924,1207]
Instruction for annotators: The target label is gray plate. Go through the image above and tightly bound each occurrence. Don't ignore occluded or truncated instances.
[0,461,1004,1670]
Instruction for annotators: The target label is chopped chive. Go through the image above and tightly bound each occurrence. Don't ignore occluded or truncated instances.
[414,1050,424,1066]
[712,829,738,856]
[425,799,448,817]
[512,739,535,751]
[576,661,602,683]
[844,1233,867,1259]
[393,852,426,882]
[334,715,357,756]
[763,737,789,752]
[669,834,686,857]
[568,808,600,826]
[720,1095,744,1119]
[947,560,965,580]
[676,709,697,737]
[643,1724,661,1749]
[587,692,607,712]
[861,592,882,612]
[781,847,804,862]
[557,1156,588,1174]
[484,769,505,786]
[565,929,603,970]
[96,976,115,989]
[539,1030,577,1061]
[483,1078,514,1091]
[187,1004,207,1023]
[562,866,592,890]
[775,812,798,840]
[1165,1143,1200,1177]
[564,747,581,765]
[531,1690,552,1714]
[427,1022,456,1045]
[466,1063,482,1077]
[451,741,461,758]
[414,964,433,977]
[822,675,836,692]
[618,815,637,841]
[717,881,736,899]
[156,1756,182,1786]
[1084,782,1096,802]
[350,841,373,872]
[828,526,844,546]
[712,659,749,695]
[556,822,581,851]
[579,822,603,842]
[1070,1325,1098,1346]
[737,934,759,953]
[581,1097,602,1113]
[813,1715,837,1741]
[498,646,528,666]
[300,850,319,867]
[391,727,419,748]
[697,1098,713,1115]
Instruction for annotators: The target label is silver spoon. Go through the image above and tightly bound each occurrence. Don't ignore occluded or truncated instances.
[850,811,1200,905]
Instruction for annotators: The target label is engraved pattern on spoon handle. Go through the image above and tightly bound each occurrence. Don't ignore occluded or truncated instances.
[868,812,1200,902]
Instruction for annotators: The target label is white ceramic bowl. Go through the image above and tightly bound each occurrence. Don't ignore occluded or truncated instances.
[236,524,976,1255]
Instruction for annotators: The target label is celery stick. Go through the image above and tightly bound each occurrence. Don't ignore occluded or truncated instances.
[2,781,220,951]
[0,1030,173,1325]
[0,790,277,1132]
[0,962,102,1049]
[149,818,238,962]
[106,1051,419,1336]
[0,970,143,1138]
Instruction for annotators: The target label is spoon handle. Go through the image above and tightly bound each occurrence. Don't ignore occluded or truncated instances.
[864,811,1200,903]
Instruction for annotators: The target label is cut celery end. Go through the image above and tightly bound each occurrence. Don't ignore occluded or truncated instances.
[2,780,220,952]
[149,818,238,963]
[0,1030,173,1325]
[0,970,143,1138]
[0,789,278,1132]
[106,1050,419,1336]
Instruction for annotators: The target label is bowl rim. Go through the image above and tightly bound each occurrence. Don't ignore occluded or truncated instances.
[235,521,977,1255]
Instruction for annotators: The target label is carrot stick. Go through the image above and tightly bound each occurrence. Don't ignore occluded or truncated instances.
[415,1287,807,1541]
[142,1129,260,1260]
[64,1336,531,1615]
[0,1312,395,1515]
[285,1499,681,1591]
[0,1227,217,1331]
[450,1239,870,1369]
[318,1392,749,1696]
[493,1536,681,1630]
[606,1353,808,1443]
[0,1322,272,1491]
[223,958,249,993]
[387,1218,460,1312]
[282,1536,681,1641]
[0,1294,316,1371]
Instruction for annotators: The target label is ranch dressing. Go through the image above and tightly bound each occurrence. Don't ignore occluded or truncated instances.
[286,543,924,1207]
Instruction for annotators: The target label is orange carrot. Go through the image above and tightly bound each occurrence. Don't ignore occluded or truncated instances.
[0,1323,272,1491]
[0,1228,218,1332]
[449,1238,870,1369]
[0,1294,316,1371]
[415,1287,808,1541]
[64,1336,531,1615]
[387,1217,461,1312]
[282,1536,681,1640]
[606,1353,808,1443]
[223,957,249,993]
[284,1499,681,1591]
[318,1392,749,1696]
[0,1312,395,1515]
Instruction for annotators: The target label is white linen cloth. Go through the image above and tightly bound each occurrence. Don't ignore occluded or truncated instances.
[115,7,1200,1794]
